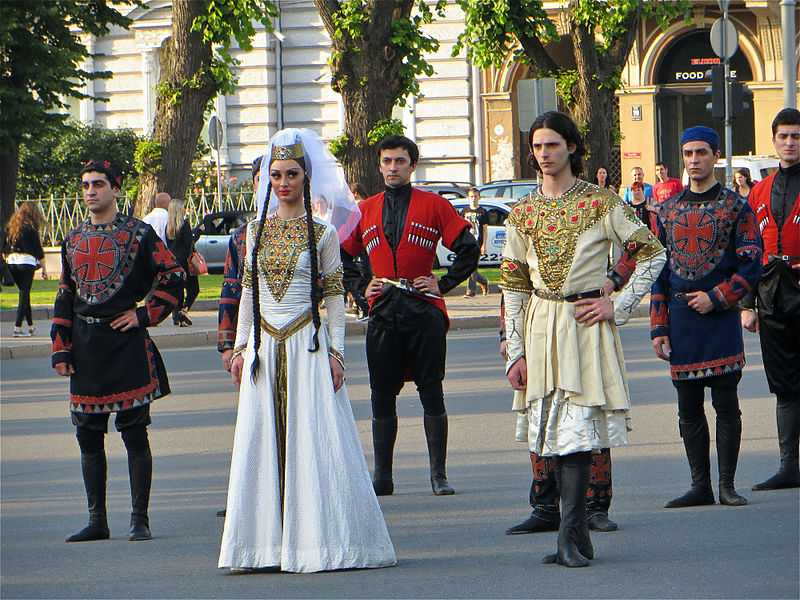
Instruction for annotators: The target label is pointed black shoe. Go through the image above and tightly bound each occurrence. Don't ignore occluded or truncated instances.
[717,414,748,506]
[129,514,152,541]
[66,449,109,543]
[587,511,618,532]
[424,414,455,495]
[505,511,560,535]
[753,398,800,491]
[372,416,397,496]
[665,418,715,508]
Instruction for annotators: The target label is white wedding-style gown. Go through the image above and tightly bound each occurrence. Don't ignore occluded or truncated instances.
[218,214,396,573]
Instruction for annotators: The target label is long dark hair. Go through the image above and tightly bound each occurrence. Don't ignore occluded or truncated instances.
[249,161,322,383]
[527,111,586,176]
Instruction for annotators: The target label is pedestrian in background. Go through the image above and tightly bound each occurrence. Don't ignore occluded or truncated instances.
[463,186,489,297]
[593,165,616,194]
[350,182,368,205]
[165,198,197,327]
[733,168,753,199]
[621,166,653,204]
[142,192,170,243]
[653,162,683,203]
[4,201,48,337]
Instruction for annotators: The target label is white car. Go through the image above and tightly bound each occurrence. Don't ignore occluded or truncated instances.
[681,155,779,186]
[436,198,512,267]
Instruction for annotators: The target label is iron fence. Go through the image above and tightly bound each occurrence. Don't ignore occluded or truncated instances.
[16,190,257,247]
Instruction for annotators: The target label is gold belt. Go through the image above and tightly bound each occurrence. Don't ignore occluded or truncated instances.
[260,310,313,341]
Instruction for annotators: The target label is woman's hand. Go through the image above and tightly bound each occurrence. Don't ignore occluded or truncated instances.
[329,356,345,392]
[507,357,527,391]
[230,355,244,386]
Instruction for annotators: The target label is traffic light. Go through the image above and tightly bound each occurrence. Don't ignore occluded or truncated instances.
[709,65,725,118]
[730,81,747,117]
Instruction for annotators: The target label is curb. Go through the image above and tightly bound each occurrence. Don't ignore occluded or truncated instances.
[0,305,648,361]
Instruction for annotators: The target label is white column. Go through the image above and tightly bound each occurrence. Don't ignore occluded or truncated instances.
[403,95,417,141]
[140,47,158,135]
[80,36,96,123]
[471,64,485,185]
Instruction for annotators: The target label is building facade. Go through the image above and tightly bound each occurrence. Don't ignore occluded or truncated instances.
[68,1,799,188]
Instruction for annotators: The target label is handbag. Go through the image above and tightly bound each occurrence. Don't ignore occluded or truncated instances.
[1,262,14,287]
[188,250,208,276]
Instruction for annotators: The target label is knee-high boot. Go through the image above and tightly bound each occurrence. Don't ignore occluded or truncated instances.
[424,413,455,495]
[543,452,592,567]
[717,414,748,506]
[122,427,152,541]
[506,452,560,534]
[753,395,800,490]
[665,418,715,508]
[372,416,398,496]
[66,446,110,543]
[587,448,618,531]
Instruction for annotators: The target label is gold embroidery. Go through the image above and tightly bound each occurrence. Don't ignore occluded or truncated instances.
[500,258,533,293]
[252,215,326,302]
[622,225,664,263]
[322,265,345,298]
[508,181,617,293]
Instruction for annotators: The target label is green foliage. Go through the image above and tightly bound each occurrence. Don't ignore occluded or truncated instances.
[328,133,350,162]
[191,0,277,95]
[0,0,135,149]
[18,123,140,198]
[555,70,579,106]
[134,139,163,177]
[367,119,405,146]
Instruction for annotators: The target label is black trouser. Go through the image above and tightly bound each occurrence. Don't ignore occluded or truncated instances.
[758,308,800,396]
[467,269,488,294]
[673,372,742,422]
[367,303,447,418]
[9,264,35,327]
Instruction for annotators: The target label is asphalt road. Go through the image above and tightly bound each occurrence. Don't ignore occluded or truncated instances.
[1,320,798,599]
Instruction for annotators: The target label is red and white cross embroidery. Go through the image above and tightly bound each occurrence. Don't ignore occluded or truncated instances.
[73,235,118,282]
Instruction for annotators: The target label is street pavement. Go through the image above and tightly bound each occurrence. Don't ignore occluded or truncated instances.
[1,320,798,598]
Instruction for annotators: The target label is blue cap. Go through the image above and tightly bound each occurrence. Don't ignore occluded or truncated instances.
[680,126,720,152]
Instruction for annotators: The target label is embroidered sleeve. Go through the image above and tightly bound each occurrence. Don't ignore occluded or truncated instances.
[217,225,246,352]
[649,214,671,339]
[501,216,532,368]
[51,241,75,367]
[135,231,185,328]
[320,225,345,359]
[709,203,763,311]
[233,223,257,353]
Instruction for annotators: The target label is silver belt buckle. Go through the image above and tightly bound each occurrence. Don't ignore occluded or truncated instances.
[397,278,412,292]
[84,316,99,324]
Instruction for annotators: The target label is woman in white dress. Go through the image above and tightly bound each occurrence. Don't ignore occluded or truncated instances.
[219,129,397,573]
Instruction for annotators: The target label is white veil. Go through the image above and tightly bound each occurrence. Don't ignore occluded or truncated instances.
[255,128,361,242]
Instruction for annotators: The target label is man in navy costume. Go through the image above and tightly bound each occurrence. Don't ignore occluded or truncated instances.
[52,160,184,542]
[650,127,762,509]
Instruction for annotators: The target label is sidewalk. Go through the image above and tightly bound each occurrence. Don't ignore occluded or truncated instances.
[0,287,649,360]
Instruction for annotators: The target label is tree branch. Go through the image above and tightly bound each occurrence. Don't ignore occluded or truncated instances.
[600,4,640,74]
[508,0,559,74]
[313,0,340,35]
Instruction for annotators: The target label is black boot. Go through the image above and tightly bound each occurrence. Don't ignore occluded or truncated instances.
[66,450,110,543]
[753,396,800,491]
[665,419,715,508]
[424,414,455,495]
[717,414,748,506]
[543,452,592,567]
[506,453,560,534]
[586,448,618,532]
[372,417,397,496]
[124,427,153,541]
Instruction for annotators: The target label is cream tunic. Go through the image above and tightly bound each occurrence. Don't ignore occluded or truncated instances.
[502,181,665,456]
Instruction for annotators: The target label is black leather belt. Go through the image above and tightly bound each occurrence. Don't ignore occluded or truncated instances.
[378,277,441,299]
[75,313,115,325]
[770,254,800,263]
[533,288,603,302]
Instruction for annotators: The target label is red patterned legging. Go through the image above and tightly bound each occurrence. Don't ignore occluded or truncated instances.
[529,449,612,514]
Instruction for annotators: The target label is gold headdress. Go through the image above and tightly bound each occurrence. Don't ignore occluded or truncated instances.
[270,142,305,162]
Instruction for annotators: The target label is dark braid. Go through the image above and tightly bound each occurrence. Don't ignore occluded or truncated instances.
[303,177,322,352]
[249,181,272,383]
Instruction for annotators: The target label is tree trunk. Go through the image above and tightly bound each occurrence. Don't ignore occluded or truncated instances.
[135,0,214,216]
[316,1,412,196]
[0,142,20,248]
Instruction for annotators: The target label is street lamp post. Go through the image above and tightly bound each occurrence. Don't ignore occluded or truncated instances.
[781,0,797,109]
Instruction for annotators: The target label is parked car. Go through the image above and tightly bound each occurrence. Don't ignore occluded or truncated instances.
[478,179,539,203]
[415,180,471,200]
[681,155,779,186]
[193,210,254,273]
[435,198,510,267]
